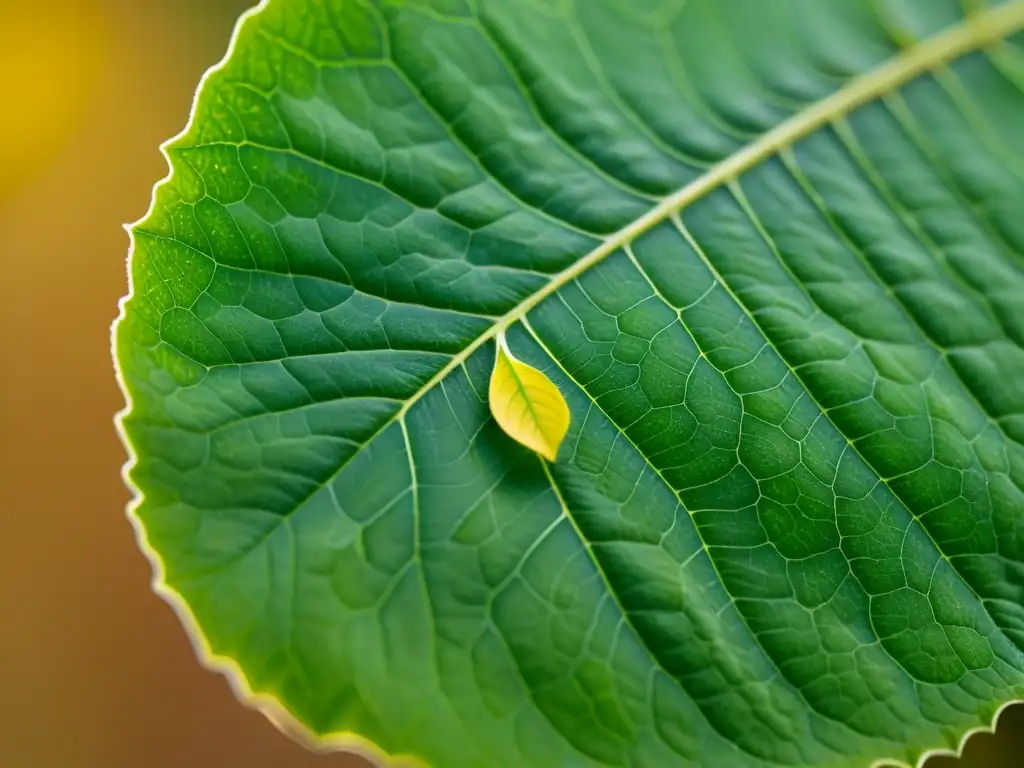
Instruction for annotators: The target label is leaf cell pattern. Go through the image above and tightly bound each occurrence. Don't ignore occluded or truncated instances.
[115,1,1024,766]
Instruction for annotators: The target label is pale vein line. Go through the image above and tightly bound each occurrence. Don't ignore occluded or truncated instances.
[398,416,442,677]
[532,457,759,762]
[879,90,1024,270]
[668,208,1010,670]
[777,138,1022,450]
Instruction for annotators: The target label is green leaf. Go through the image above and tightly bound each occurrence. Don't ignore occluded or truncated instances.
[114,1,1024,765]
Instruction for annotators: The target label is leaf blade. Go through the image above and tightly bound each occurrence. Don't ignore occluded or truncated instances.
[112,1,1024,766]
[489,333,571,462]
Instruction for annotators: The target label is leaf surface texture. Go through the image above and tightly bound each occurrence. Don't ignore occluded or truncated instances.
[115,1,1024,765]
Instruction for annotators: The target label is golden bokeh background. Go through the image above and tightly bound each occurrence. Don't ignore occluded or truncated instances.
[0,1,1019,766]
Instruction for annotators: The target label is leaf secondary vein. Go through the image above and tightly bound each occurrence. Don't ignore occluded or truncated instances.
[517,313,873,746]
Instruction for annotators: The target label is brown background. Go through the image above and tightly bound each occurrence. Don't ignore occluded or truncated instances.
[0,1,1019,766]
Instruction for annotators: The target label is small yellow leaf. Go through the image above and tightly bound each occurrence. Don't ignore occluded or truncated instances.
[489,332,570,462]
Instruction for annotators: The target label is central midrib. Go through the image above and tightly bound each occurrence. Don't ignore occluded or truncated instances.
[393,0,1024,422]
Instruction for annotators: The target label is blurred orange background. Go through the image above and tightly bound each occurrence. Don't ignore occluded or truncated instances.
[0,1,1019,766]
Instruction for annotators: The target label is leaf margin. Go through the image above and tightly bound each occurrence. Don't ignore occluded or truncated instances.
[110,2,425,766]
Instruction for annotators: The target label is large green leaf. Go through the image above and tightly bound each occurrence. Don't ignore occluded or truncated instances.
[114,1,1024,765]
